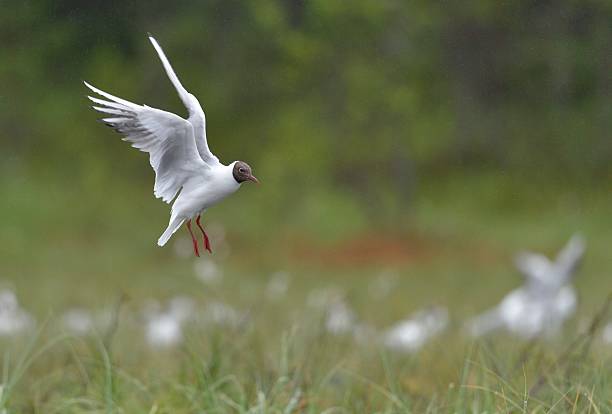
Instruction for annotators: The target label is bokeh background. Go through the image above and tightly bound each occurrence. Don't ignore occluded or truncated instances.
[0,1,611,411]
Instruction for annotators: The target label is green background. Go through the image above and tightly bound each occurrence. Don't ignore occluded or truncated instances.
[0,1,610,411]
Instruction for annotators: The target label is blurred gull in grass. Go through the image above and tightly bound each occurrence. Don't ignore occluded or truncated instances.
[194,258,222,285]
[146,313,182,348]
[384,307,449,352]
[266,271,290,300]
[368,270,399,300]
[325,298,357,335]
[61,308,95,336]
[203,301,244,328]
[0,289,34,336]
[306,288,360,336]
[144,296,195,348]
[306,288,377,343]
[307,287,344,310]
[467,235,585,339]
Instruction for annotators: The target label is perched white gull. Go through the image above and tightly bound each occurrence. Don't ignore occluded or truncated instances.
[467,235,585,338]
[85,35,259,256]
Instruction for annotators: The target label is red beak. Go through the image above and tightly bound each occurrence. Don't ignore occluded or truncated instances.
[247,175,260,184]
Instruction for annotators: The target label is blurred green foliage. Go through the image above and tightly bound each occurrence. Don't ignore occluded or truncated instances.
[2,0,612,230]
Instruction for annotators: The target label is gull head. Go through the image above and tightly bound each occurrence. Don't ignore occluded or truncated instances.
[232,161,259,184]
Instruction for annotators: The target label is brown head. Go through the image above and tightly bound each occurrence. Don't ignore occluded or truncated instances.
[232,161,259,184]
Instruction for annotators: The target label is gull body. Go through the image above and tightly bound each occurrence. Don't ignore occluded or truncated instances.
[171,163,239,220]
[159,161,240,246]
[467,235,585,338]
[85,35,258,255]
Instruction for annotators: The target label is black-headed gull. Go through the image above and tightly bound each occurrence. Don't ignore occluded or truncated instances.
[85,35,258,256]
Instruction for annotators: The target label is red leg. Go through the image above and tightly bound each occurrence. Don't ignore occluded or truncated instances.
[186,220,200,257]
[196,215,212,253]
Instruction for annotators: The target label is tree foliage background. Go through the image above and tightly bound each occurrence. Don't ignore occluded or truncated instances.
[2,0,612,235]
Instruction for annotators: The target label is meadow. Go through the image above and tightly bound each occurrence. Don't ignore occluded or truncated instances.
[1,172,610,413]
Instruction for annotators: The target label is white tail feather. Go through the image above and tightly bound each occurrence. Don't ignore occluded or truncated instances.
[158,216,185,246]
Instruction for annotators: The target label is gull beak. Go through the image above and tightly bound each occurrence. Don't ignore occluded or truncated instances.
[247,174,260,184]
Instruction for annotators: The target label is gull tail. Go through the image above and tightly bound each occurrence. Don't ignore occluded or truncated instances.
[158,216,185,246]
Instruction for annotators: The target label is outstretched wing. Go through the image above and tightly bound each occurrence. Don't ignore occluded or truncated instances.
[148,35,220,166]
[85,81,208,203]
[514,251,552,284]
[554,234,586,281]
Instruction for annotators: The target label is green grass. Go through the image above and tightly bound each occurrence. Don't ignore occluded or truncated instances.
[0,323,610,412]
[0,172,611,412]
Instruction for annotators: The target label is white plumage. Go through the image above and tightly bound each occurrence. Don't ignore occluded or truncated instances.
[85,36,258,255]
[384,307,448,352]
[467,235,585,338]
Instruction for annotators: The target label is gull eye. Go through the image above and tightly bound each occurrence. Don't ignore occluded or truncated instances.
[239,168,245,173]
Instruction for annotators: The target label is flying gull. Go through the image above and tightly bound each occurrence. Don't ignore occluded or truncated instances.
[84,35,258,256]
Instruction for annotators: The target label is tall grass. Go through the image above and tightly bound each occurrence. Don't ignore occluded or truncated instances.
[0,305,609,413]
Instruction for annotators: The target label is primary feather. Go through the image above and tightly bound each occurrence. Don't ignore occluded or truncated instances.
[147,36,219,166]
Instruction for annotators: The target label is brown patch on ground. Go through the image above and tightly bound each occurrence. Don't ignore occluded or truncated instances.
[289,232,507,268]
[290,233,437,267]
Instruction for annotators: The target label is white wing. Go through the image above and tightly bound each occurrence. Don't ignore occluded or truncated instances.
[85,81,208,203]
[554,234,586,281]
[148,35,220,166]
[514,251,552,284]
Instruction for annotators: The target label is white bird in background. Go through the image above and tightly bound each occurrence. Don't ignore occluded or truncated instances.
[0,289,34,336]
[467,234,585,338]
[143,296,195,348]
[384,307,449,353]
[85,35,259,256]
[61,308,94,336]
[325,299,357,335]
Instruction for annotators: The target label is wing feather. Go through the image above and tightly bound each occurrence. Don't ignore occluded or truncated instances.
[148,35,220,166]
[554,235,585,281]
[514,252,552,284]
[85,81,208,203]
